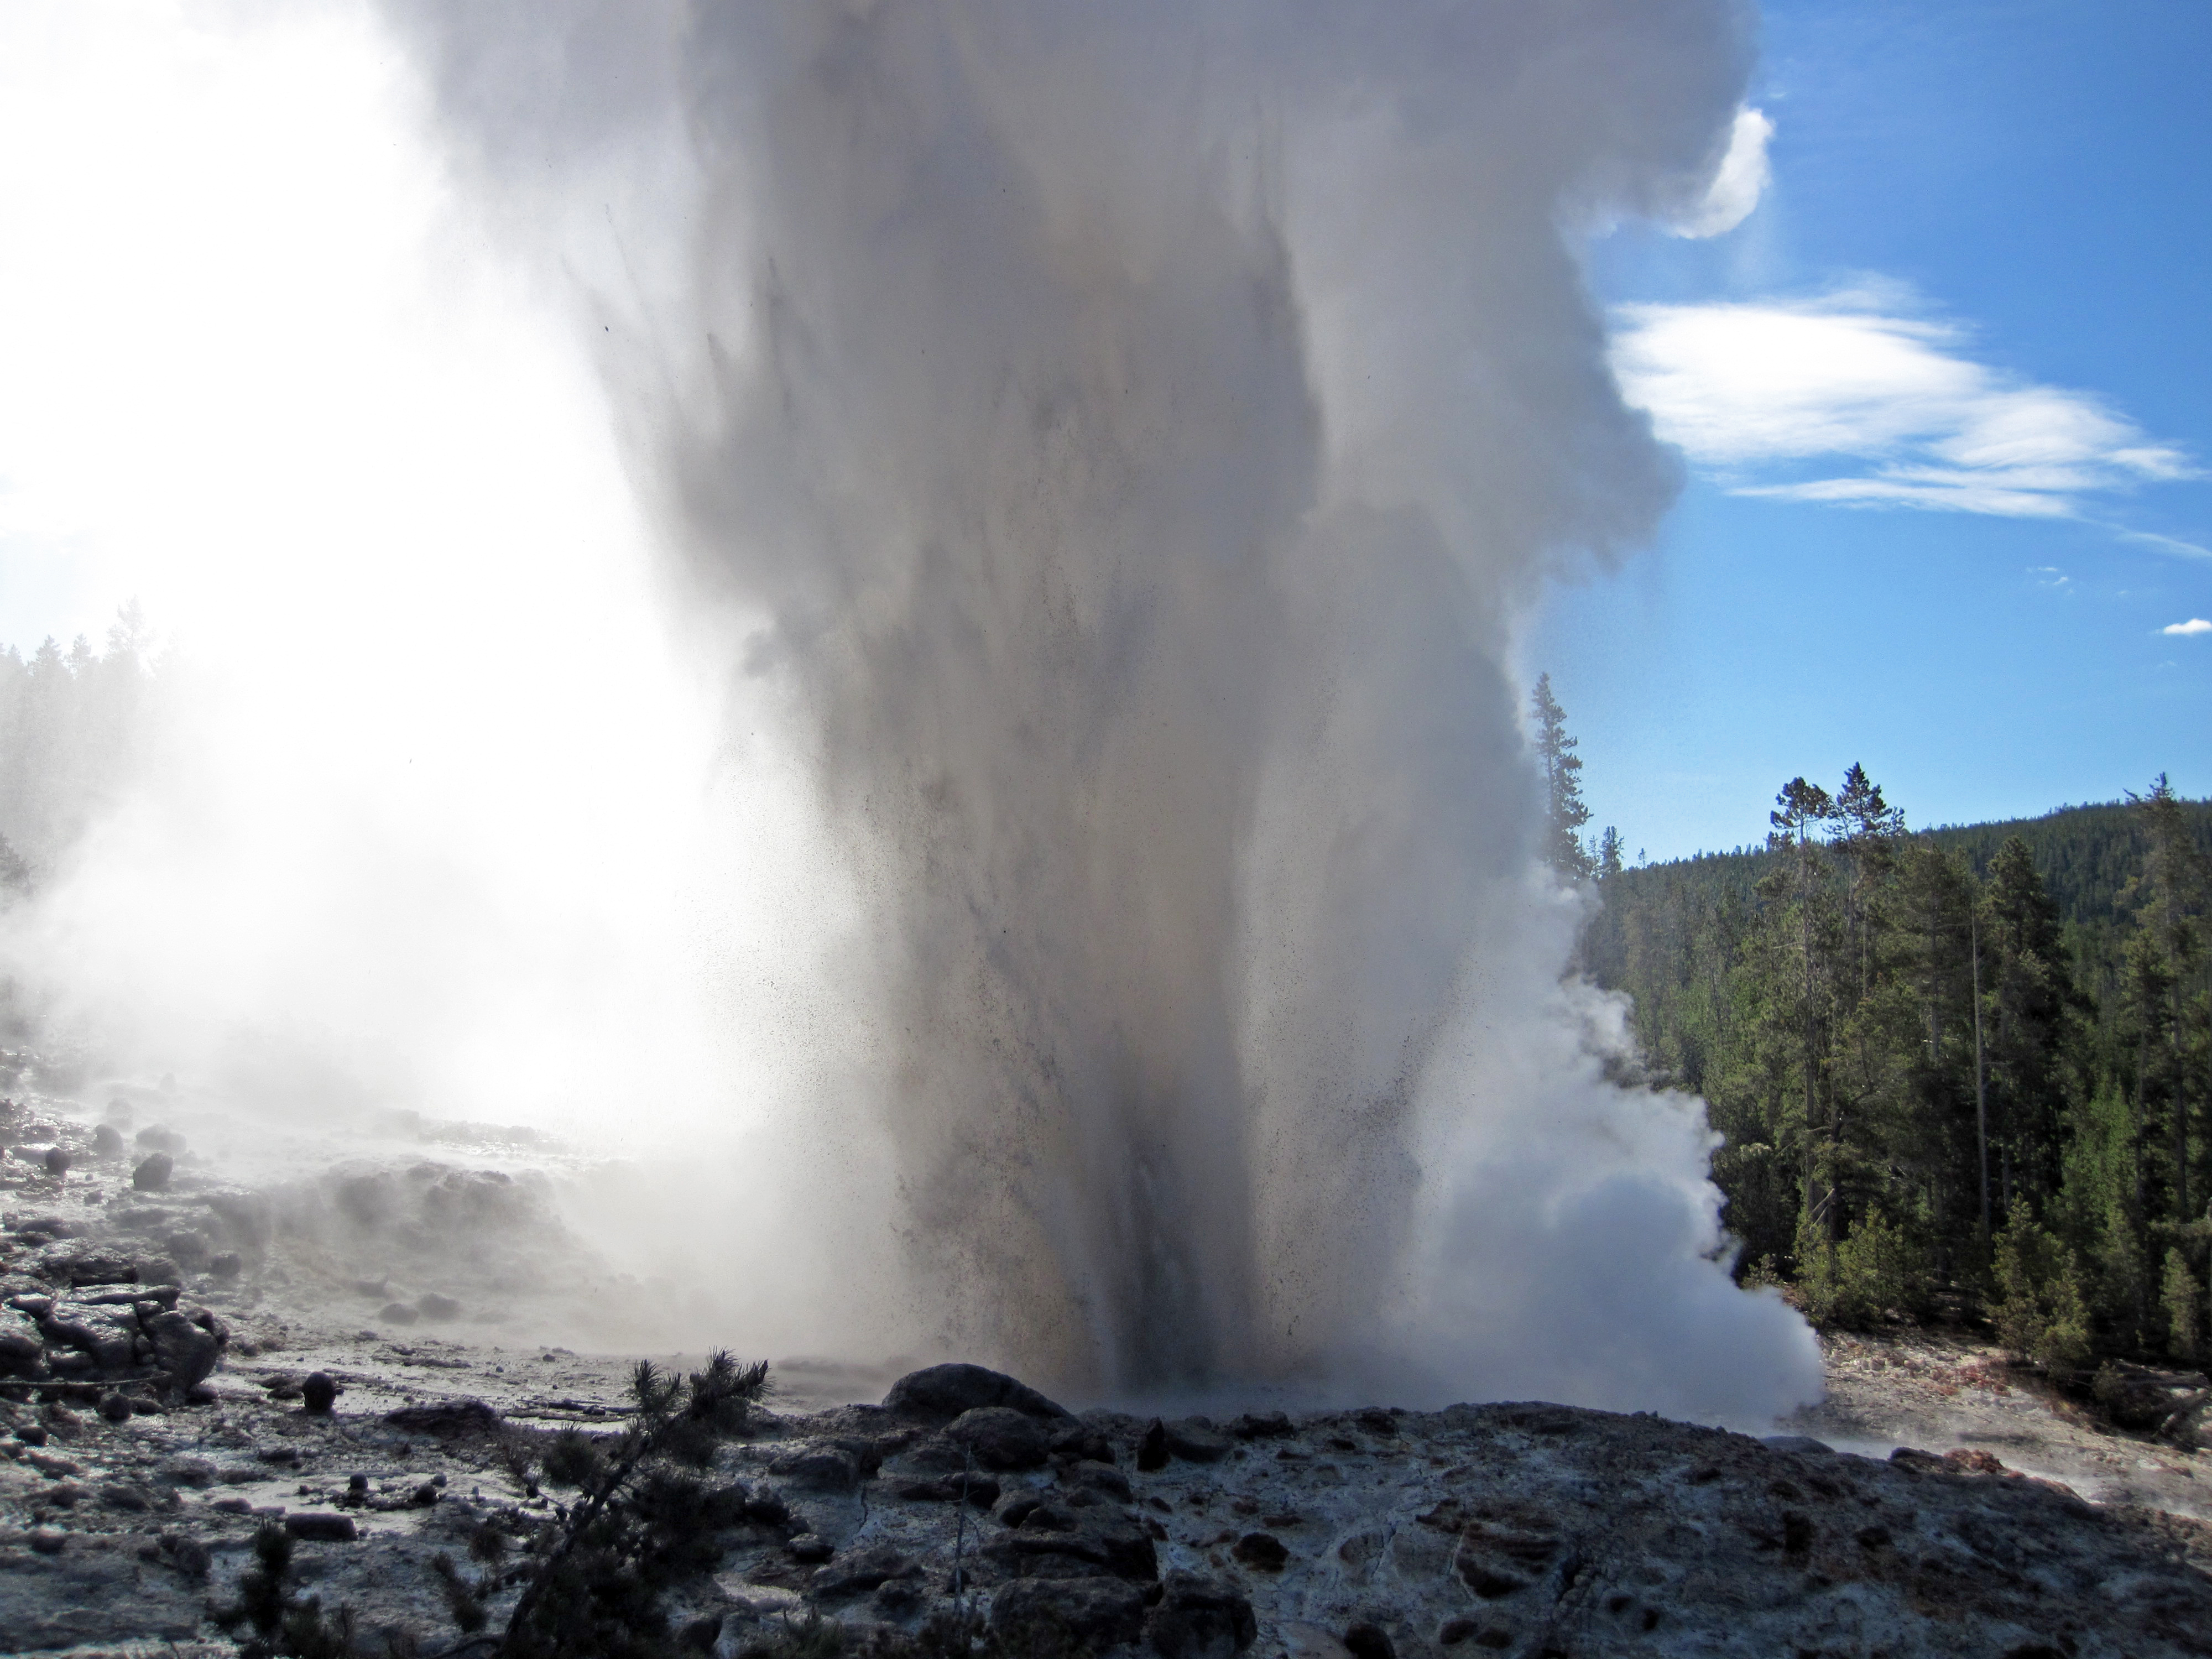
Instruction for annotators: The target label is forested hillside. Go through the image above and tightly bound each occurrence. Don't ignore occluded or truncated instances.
[1553,682,2212,1371]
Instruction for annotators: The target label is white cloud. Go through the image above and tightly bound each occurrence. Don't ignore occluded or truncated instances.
[1610,295,2194,520]
[2163,618,2212,636]
[1668,107,1771,239]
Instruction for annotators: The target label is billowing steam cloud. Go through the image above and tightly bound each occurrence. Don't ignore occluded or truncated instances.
[356,0,1820,1418]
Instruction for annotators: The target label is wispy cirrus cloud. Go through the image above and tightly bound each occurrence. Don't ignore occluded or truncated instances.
[1610,294,2195,521]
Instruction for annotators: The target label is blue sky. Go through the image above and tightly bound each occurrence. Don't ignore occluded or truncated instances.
[1539,0,2212,859]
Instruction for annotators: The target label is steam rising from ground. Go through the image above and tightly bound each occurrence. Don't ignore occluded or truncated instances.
[3,1,1820,1421]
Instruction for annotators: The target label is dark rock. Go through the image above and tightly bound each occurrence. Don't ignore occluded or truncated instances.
[160,1458,217,1488]
[948,1405,1051,1470]
[769,1446,860,1491]
[1344,1625,1394,1659]
[1229,1411,1293,1440]
[1144,1572,1255,1659]
[811,1543,917,1599]
[1166,1421,1232,1463]
[787,1532,833,1563]
[92,1124,124,1159]
[416,1293,463,1321]
[98,1391,133,1423]
[997,1491,1044,1528]
[985,1506,1158,1582]
[881,1363,1073,1426]
[44,1147,70,1178]
[14,1423,49,1446]
[0,1308,43,1376]
[1137,1418,1170,1472]
[992,1575,1149,1647]
[41,1306,138,1372]
[1230,1532,1287,1571]
[873,1579,928,1620]
[132,1154,174,1192]
[45,1247,137,1285]
[1050,1424,1118,1464]
[285,1512,359,1542]
[301,1372,338,1414]
[146,1310,222,1391]
[680,1615,723,1653]
[28,1528,67,1556]
[75,1283,180,1308]
[743,1491,791,1526]
[158,1533,211,1578]
[208,1253,242,1280]
[1063,1462,1133,1502]
[378,1302,420,1326]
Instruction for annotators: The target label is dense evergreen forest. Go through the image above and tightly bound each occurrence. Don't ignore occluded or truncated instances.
[1536,675,2212,1372]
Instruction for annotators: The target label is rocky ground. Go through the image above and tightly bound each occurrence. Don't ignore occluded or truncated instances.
[4,1081,2212,1658]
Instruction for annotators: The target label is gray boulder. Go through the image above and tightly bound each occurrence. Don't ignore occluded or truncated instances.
[0,1308,44,1376]
[145,1310,223,1391]
[881,1363,1072,1425]
[947,1405,1051,1470]
[985,1504,1157,1582]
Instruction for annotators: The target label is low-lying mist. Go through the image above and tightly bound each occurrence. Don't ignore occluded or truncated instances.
[0,0,1820,1423]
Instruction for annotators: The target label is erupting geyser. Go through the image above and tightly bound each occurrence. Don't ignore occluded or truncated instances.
[28,0,1823,1418]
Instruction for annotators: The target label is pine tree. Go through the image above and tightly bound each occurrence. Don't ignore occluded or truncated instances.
[2121,775,2208,1228]
[1529,673,1593,880]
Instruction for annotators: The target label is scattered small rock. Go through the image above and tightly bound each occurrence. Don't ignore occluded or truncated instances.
[1344,1624,1395,1659]
[786,1532,832,1563]
[416,1293,462,1321]
[1232,1532,1288,1571]
[43,1147,69,1178]
[301,1371,337,1415]
[132,1154,173,1192]
[91,1124,124,1159]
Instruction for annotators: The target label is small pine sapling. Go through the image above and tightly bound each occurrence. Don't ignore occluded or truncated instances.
[498,1352,769,1659]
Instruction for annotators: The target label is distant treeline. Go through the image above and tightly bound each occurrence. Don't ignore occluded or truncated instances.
[0,606,158,889]
[1554,698,2211,1371]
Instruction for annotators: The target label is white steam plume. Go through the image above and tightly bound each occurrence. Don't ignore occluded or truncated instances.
[363,0,1817,1418]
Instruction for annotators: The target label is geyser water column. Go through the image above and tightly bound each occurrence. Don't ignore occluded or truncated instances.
[381,0,1823,1414]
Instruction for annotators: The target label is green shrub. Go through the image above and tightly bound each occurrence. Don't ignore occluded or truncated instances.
[2162,1247,2204,1365]
[1990,1198,2092,1372]
[1792,1208,1917,1329]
